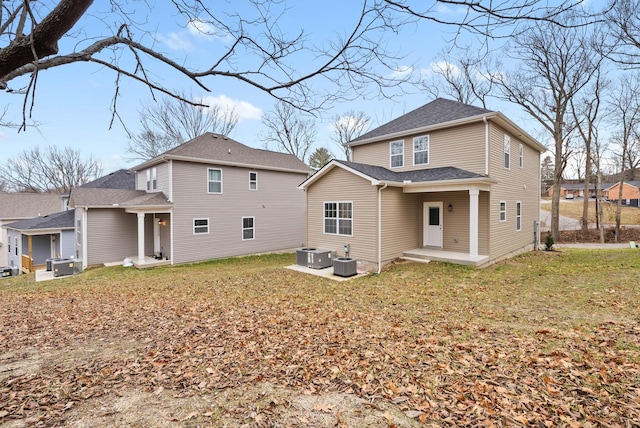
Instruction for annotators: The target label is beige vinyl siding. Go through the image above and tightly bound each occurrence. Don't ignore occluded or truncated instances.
[352,122,487,174]
[380,187,419,262]
[170,160,307,264]
[487,122,540,261]
[418,191,489,255]
[85,209,140,265]
[306,167,378,265]
[136,163,169,193]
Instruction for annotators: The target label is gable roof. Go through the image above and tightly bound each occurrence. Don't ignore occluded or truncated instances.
[0,192,62,220]
[350,98,546,153]
[134,133,312,174]
[80,169,135,190]
[3,209,75,232]
[299,159,497,190]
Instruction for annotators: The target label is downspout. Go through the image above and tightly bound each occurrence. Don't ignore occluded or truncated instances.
[377,183,388,274]
[483,116,489,176]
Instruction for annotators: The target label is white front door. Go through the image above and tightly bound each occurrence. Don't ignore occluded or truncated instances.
[423,202,443,248]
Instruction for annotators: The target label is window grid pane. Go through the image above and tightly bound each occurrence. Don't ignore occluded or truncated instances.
[413,136,429,165]
[390,141,403,167]
[324,202,352,235]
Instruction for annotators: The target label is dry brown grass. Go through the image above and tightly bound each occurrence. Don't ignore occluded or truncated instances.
[1,251,639,426]
[541,198,640,225]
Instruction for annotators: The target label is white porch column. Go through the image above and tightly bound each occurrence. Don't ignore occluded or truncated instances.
[469,188,479,258]
[137,212,145,262]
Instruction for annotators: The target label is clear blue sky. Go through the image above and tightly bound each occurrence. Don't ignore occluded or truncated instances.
[0,1,555,174]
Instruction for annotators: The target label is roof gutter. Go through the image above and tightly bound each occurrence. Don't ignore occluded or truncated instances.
[135,155,312,175]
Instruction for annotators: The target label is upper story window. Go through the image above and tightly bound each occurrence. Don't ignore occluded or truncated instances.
[413,135,429,165]
[249,172,258,190]
[390,141,404,168]
[207,168,222,194]
[504,135,511,169]
[499,201,507,222]
[324,201,353,236]
[519,144,524,168]
[146,167,157,191]
[194,218,209,234]
[516,201,522,231]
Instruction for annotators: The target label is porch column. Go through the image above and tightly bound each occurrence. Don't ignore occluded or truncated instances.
[469,189,479,258]
[137,213,145,262]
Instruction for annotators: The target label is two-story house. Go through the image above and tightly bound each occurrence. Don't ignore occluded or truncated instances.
[70,133,311,269]
[298,98,546,270]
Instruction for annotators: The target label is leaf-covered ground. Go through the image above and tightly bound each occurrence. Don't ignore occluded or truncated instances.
[1,250,639,427]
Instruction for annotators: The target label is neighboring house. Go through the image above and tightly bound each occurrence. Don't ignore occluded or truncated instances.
[69,133,311,269]
[298,98,546,269]
[4,210,76,272]
[0,192,64,268]
[547,182,614,199]
[606,180,640,207]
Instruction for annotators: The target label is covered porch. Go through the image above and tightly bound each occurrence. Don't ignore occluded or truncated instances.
[402,247,489,267]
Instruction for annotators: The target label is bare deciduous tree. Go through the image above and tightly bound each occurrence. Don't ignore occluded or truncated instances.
[0,146,103,192]
[331,111,370,161]
[607,73,640,240]
[492,11,604,241]
[605,0,640,68]
[126,94,239,161]
[260,102,316,163]
[0,1,600,130]
[423,49,496,108]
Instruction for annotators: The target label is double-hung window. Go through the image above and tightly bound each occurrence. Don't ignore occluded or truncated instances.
[413,135,429,165]
[242,217,255,240]
[499,201,507,222]
[194,218,209,234]
[504,135,511,169]
[390,141,404,168]
[324,202,353,236]
[249,172,258,190]
[516,202,522,231]
[519,144,524,168]
[146,167,157,191]
[207,168,222,194]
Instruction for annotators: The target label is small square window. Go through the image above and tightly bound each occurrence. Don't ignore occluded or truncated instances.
[194,218,209,234]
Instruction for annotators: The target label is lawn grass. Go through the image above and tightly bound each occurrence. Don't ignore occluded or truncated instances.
[1,250,639,426]
[542,198,640,225]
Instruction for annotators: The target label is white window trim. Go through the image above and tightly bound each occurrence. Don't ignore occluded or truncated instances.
[413,135,430,166]
[193,218,210,235]
[323,201,353,236]
[242,216,255,240]
[207,168,223,194]
[516,201,522,231]
[504,135,511,169]
[390,140,404,168]
[499,201,507,222]
[249,172,258,191]
[519,144,524,168]
[146,169,151,191]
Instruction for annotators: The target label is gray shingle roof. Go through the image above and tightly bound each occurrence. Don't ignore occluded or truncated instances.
[335,160,486,183]
[70,188,172,208]
[351,98,493,143]
[0,192,62,219]
[139,133,312,173]
[3,209,75,231]
[80,169,135,190]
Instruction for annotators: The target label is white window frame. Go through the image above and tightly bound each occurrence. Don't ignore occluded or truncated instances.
[516,201,522,231]
[242,216,255,240]
[519,144,524,168]
[146,169,151,191]
[207,168,223,194]
[323,201,353,236]
[193,218,210,234]
[390,141,404,168]
[499,201,507,222]
[249,172,258,191]
[413,135,429,166]
[504,135,511,169]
